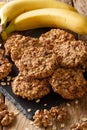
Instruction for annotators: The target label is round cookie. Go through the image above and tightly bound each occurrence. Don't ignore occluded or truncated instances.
[49,68,87,99]
[53,40,87,69]
[12,73,50,100]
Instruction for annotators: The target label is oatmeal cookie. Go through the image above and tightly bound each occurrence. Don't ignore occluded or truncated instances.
[49,68,87,99]
[53,40,87,69]
[12,74,50,100]
[5,33,38,57]
[39,29,75,49]
[10,36,39,62]
[16,46,57,79]
[0,49,12,80]
[4,33,23,56]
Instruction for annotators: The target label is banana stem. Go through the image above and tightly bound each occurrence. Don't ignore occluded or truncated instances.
[5,23,15,35]
[1,31,7,40]
[1,23,15,40]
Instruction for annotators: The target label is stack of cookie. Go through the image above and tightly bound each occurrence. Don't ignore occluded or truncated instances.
[4,29,87,100]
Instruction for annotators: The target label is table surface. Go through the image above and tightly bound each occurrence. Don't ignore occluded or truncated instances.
[0,0,87,130]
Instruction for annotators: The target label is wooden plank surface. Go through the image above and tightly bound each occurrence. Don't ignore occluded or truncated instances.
[73,0,87,42]
[0,0,87,130]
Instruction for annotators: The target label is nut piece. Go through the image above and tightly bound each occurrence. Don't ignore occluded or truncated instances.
[0,99,7,111]
[33,109,52,128]
[70,122,87,130]
[1,112,14,126]
[0,99,15,126]
[33,106,68,128]
[50,106,67,122]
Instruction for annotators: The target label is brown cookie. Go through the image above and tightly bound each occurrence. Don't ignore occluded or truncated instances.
[49,68,87,99]
[12,73,50,100]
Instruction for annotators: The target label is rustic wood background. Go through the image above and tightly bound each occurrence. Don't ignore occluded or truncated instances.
[0,0,87,130]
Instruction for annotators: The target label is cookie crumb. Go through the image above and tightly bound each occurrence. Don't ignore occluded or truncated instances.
[7,82,10,86]
[0,43,2,47]
[75,100,79,104]
[44,104,47,106]
[14,111,20,116]
[66,103,71,107]
[81,117,87,122]
[27,109,31,112]
[7,76,12,81]
[0,82,6,86]
[61,123,65,128]
[36,99,40,103]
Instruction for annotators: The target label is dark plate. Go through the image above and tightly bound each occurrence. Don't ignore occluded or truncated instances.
[0,28,72,120]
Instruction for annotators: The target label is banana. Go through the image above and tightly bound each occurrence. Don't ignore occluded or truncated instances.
[2,8,87,40]
[0,0,76,29]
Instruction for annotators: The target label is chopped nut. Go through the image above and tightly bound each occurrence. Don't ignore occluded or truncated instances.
[0,43,2,47]
[75,100,79,104]
[50,106,67,122]
[27,109,31,112]
[70,122,87,130]
[0,101,7,111]
[33,109,52,127]
[35,99,40,103]
[7,82,10,86]
[7,76,12,81]
[11,77,15,81]
[61,123,65,128]
[81,117,87,122]
[0,82,6,86]
[44,104,47,106]
[33,106,68,128]
[0,100,15,126]
[14,111,20,116]
[66,103,71,107]
[0,110,8,120]
[1,112,15,126]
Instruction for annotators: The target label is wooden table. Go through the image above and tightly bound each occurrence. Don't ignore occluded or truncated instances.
[0,0,87,130]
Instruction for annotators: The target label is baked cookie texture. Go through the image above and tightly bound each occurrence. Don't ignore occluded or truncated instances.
[49,68,87,99]
[12,73,51,100]
[53,40,87,69]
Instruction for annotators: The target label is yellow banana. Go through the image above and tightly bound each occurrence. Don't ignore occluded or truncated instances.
[2,8,87,40]
[0,0,76,29]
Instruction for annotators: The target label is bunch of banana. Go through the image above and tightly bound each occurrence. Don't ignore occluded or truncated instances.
[0,0,87,40]
[3,8,87,34]
[0,0,76,29]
